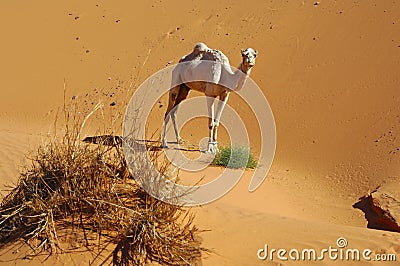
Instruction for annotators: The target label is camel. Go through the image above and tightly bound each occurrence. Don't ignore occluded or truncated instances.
[162,42,258,154]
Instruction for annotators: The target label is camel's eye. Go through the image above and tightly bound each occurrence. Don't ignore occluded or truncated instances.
[241,49,248,56]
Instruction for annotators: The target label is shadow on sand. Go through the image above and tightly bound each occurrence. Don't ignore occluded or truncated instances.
[82,135,199,152]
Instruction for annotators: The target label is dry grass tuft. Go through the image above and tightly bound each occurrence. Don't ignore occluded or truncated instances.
[0,94,207,265]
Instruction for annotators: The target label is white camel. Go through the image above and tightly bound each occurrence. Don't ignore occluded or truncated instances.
[162,42,257,154]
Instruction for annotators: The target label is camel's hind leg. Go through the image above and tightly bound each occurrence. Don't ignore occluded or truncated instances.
[162,84,190,148]
[170,84,190,144]
[162,85,179,148]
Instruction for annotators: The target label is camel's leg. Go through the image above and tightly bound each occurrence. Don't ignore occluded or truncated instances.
[162,85,180,148]
[170,84,190,144]
[205,62,222,154]
[206,94,217,154]
[213,91,230,148]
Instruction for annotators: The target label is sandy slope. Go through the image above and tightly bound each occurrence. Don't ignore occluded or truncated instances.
[1,0,400,265]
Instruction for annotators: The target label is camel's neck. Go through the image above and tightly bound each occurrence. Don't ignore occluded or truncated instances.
[233,63,251,91]
[239,62,252,75]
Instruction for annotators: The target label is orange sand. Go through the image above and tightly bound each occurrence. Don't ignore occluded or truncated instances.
[1,1,400,265]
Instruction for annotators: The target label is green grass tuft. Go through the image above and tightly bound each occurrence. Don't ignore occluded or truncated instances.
[212,145,258,169]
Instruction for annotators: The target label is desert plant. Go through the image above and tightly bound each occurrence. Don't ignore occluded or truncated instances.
[0,95,207,265]
[212,145,258,169]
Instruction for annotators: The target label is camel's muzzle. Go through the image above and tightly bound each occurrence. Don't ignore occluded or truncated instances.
[244,57,256,67]
[245,61,255,67]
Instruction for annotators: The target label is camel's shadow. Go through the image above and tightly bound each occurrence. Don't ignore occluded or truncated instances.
[82,135,199,152]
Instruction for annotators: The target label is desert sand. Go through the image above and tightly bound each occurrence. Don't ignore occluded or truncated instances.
[1,0,400,265]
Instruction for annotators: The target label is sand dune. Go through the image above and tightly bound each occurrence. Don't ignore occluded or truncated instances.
[1,0,400,265]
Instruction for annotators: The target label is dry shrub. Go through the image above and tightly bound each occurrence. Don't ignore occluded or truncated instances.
[0,95,207,265]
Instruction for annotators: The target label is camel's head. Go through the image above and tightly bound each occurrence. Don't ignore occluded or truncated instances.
[241,48,258,68]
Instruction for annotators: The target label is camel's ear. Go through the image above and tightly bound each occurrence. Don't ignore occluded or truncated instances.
[241,49,245,56]
[254,50,258,57]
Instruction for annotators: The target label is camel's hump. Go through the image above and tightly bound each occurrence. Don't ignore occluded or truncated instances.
[193,42,209,52]
[179,47,230,65]
[203,49,229,64]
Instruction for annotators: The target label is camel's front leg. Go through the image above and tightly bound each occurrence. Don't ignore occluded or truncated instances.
[206,96,218,154]
[213,92,230,149]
